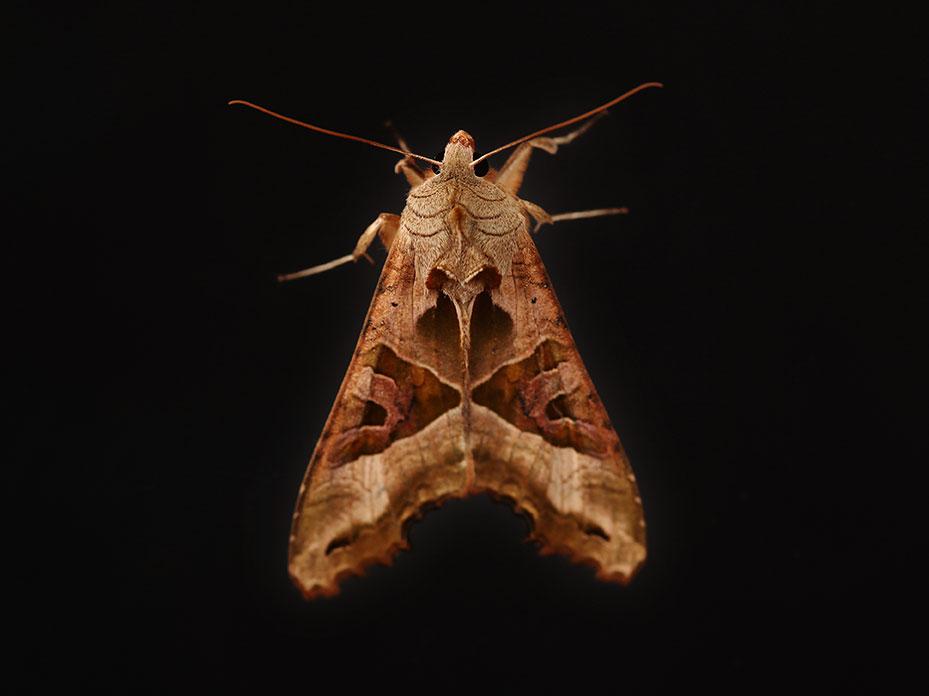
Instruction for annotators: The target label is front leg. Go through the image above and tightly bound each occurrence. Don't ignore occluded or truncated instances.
[385,120,434,188]
[394,156,433,187]
[494,113,606,195]
[278,213,400,282]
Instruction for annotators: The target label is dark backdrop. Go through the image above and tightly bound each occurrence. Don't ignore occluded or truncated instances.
[14,3,919,692]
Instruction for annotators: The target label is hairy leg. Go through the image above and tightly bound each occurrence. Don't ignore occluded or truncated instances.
[277,213,400,282]
[385,120,433,188]
[495,113,606,195]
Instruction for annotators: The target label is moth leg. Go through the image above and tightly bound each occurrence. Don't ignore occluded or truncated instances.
[520,199,628,234]
[385,120,433,187]
[394,156,432,187]
[494,113,607,195]
[277,213,400,282]
[375,212,400,249]
[520,199,553,229]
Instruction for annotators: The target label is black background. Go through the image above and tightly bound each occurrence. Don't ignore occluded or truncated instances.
[14,3,920,692]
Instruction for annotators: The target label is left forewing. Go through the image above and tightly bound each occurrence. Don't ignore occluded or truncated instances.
[288,233,468,598]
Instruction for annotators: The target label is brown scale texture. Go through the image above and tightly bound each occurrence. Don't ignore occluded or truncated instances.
[288,144,645,598]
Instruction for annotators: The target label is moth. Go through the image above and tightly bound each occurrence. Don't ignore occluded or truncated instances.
[230,83,661,598]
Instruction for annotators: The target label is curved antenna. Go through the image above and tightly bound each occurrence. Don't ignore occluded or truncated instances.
[228,100,443,167]
[471,82,663,167]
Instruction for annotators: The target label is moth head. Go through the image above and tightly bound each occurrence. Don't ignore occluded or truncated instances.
[433,130,489,177]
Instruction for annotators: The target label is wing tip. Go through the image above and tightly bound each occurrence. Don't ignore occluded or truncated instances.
[288,491,464,600]
[289,538,412,600]
[532,533,647,586]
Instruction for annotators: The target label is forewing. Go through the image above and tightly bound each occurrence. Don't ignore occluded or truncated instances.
[469,226,646,583]
[287,233,467,598]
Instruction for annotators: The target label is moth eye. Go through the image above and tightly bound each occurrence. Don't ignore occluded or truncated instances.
[472,153,489,177]
[432,152,443,175]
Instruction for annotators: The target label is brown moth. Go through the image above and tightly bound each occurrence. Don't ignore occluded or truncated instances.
[230,83,662,598]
